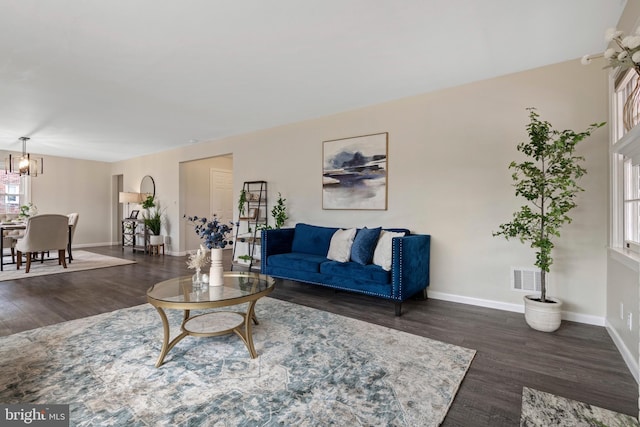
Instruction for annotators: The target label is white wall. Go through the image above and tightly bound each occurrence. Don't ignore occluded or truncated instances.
[110,58,609,322]
[111,150,182,252]
[607,253,639,381]
[0,152,113,247]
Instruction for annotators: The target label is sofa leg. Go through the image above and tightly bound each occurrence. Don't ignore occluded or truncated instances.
[395,303,402,317]
[412,288,429,301]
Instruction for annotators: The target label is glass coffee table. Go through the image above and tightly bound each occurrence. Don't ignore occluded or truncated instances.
[146,271,275,367]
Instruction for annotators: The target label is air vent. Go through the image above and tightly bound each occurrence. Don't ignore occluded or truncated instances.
[511,267,542,292]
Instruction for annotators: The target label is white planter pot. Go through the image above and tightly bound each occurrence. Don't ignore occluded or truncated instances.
[524,295,563,332]
[149,235,164,245]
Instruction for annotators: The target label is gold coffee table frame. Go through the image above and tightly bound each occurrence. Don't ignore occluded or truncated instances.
[146,271,275,367]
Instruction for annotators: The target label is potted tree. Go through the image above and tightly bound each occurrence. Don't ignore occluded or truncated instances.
[494,108,604,332]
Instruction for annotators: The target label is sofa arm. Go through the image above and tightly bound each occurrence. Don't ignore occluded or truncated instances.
[261,228,295,271]
[391,234,431,300]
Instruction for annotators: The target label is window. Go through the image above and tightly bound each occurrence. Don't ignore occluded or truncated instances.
[0,172,26,214]
[613,69,640,253]
[624,159,640,250]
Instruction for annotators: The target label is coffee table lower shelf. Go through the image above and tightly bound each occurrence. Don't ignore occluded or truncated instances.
[152,301,260,368]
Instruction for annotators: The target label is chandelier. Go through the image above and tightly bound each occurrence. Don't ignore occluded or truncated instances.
[5,137,43,176]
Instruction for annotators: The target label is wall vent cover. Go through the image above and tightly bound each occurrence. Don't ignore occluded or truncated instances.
[511,267,542,292]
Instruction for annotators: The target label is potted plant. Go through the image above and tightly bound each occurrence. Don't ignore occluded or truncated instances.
[237,189,247,217]
[144,208,164,245]
[142,195,166,245]
[184,214,233,286]
[493,108,604,332]
[257,192,289,231]
[271,192,288,229]
[237,254,253,265]
[18,202,37,220]
[141,195,156,210]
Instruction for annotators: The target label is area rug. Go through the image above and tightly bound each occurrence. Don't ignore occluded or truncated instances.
[0,250,135,281]
[520,387,639,426]
[0,297,475,426]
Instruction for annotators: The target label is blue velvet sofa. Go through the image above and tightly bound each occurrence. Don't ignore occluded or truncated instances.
[260,223,431,315]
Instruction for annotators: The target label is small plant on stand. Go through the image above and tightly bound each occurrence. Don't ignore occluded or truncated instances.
[143,209,163,236]
[258,192,289,231]
[238,254,253,265]
[143,196,165,246]
[237,189,247,217]
[271,193,288,229]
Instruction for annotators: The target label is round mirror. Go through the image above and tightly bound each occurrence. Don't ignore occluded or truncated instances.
[140,175,155,198]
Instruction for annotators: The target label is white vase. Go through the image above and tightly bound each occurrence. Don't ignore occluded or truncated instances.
[523,295,563,332]
[209,248,224,287]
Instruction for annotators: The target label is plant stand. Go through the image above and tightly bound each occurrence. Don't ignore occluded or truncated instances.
[231,181,267,271]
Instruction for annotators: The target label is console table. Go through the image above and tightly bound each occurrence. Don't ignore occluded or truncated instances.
[121,218,148,253]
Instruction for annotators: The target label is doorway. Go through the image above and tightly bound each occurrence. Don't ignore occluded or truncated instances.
[181,155,233,252]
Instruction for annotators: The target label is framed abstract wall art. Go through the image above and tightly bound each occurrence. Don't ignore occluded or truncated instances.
[322,132,388,210]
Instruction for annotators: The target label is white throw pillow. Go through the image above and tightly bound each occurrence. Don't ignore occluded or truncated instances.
[372,230,406,271]
[327,228,357,262]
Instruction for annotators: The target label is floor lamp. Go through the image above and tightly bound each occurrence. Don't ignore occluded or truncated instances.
[119,192,141,219]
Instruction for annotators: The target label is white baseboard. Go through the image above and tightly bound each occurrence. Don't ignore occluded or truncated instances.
[75,242,116,249]
[428,291,605,326]
[605,319,640,383]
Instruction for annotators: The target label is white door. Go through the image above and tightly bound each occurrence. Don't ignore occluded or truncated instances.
[210,168,233,225]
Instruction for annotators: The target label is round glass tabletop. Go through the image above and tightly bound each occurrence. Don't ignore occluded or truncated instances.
[147,271,275,306]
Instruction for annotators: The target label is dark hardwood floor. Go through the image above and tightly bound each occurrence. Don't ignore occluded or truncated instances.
[0,246,637,425]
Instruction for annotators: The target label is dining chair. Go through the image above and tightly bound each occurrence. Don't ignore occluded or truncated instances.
[16,214,69,273]
[2,236,15,264]
[67,212,79,261]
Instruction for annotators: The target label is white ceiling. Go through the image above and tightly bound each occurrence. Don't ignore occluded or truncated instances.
[0,0,627,162]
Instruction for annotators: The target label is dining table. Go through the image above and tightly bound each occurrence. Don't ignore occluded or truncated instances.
[0,222,73,271]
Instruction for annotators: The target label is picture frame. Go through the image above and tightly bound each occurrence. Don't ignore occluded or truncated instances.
[322,132,388,210]
[129,210,139,219]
